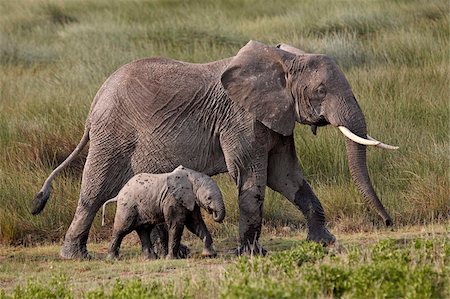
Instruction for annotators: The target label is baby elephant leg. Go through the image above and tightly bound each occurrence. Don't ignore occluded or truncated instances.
[166,220,185,259]
[149,224,190,258]
[136,227,157,260]
[107,229,128,259]
[186,207,216,258]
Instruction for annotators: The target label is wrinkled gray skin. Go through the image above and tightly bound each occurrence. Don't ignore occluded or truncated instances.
[32,40,392,259]
[103,166,224,259]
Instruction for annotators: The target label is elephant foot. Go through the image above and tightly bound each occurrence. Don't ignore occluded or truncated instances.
[153,242,189,258]
[165,253,180,260]
[201,246,217,258]
[60,241,91,260]
[150,225,190,258]
[178,243,190,258]
[307,226,336,245]
[106,252,119,260]
[235,242,267,256]
[142,251,158,260]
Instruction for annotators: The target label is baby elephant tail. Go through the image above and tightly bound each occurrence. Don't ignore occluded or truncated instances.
[102,197,117,226]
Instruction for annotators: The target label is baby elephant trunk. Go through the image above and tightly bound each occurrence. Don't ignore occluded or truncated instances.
[191,173,226,223]
[200,188,225,223]
[212,202,225,223]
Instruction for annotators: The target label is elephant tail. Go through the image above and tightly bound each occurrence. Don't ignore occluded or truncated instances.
[31,126,90,215]
[101,197,117,226]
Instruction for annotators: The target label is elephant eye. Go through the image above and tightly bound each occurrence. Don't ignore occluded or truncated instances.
[317,85,327,97]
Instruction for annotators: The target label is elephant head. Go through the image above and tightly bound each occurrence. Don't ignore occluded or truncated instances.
[221,40,398,226]
[169,166,225,222]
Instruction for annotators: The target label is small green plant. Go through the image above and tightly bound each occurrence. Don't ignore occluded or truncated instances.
[1,275,73,299]
[270,241,328,274]
[86,279,178,299]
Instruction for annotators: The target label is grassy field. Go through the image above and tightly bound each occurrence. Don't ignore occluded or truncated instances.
[1,0,448,244]
[0,225,448,298]
[0,0,449,296]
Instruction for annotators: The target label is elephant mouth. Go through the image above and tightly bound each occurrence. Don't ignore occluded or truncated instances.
[212,211,224,223]
[310,118,329,135]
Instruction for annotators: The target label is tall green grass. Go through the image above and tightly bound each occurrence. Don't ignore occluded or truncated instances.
[0,0,448,244]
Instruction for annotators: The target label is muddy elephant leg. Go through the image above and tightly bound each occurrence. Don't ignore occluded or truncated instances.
[166,220,185,259]
[185,207,216,257]
[60,204,98,259]
[149,224,168,257]
[221,128,269,255]
[150,224,190,258]
[136,226,157,259]
[60,143,134,259]
[236,179,267,255]
[107,227,132,260]
[224,152,268,255]
[267,136,335,244]
[107,233,124,259]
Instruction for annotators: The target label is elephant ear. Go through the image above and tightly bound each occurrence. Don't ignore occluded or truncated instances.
[221,40,296,136]
[167,169,196,211]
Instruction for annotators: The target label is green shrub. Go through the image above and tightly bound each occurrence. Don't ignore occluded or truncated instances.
[221,238,449,298]
[85,279,181,299]
[1,275,73,299]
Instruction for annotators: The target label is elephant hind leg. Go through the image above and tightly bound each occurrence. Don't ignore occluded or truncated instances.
[60,143,135,259]
[136,226,157,259]
[107,228,131,260]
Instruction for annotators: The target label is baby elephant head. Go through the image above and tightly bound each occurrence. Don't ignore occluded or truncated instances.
[167,166,225,222]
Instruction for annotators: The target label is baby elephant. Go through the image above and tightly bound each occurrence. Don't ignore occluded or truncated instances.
[102,165,225,259]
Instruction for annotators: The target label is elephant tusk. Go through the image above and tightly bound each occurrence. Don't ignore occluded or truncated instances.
[338,126,380,146]
[338,126,399,150]
[367,135,399,150]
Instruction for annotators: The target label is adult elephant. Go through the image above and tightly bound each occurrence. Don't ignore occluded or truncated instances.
[32,40,397,259]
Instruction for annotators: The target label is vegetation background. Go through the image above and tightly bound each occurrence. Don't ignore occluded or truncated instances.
[0,0,448,297]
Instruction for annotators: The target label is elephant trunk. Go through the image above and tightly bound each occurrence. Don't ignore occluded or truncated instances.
[212,204,226,222]
[327,97,393,226]
[198,191,225,223]
[188,171,226,223]
[345,135,393,226]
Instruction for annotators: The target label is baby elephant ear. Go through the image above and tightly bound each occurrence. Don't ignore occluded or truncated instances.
[167,172,196,211]
[221,40,296,136]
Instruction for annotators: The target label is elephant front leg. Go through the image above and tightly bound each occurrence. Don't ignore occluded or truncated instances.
[267,135,335,245]
[236,183,267,256]
[150,224,190,258]
[185,207,216,257]
[228,160,268,255]
[294,181,335,244]
[166,221,185,259]
[220,121,270,255]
